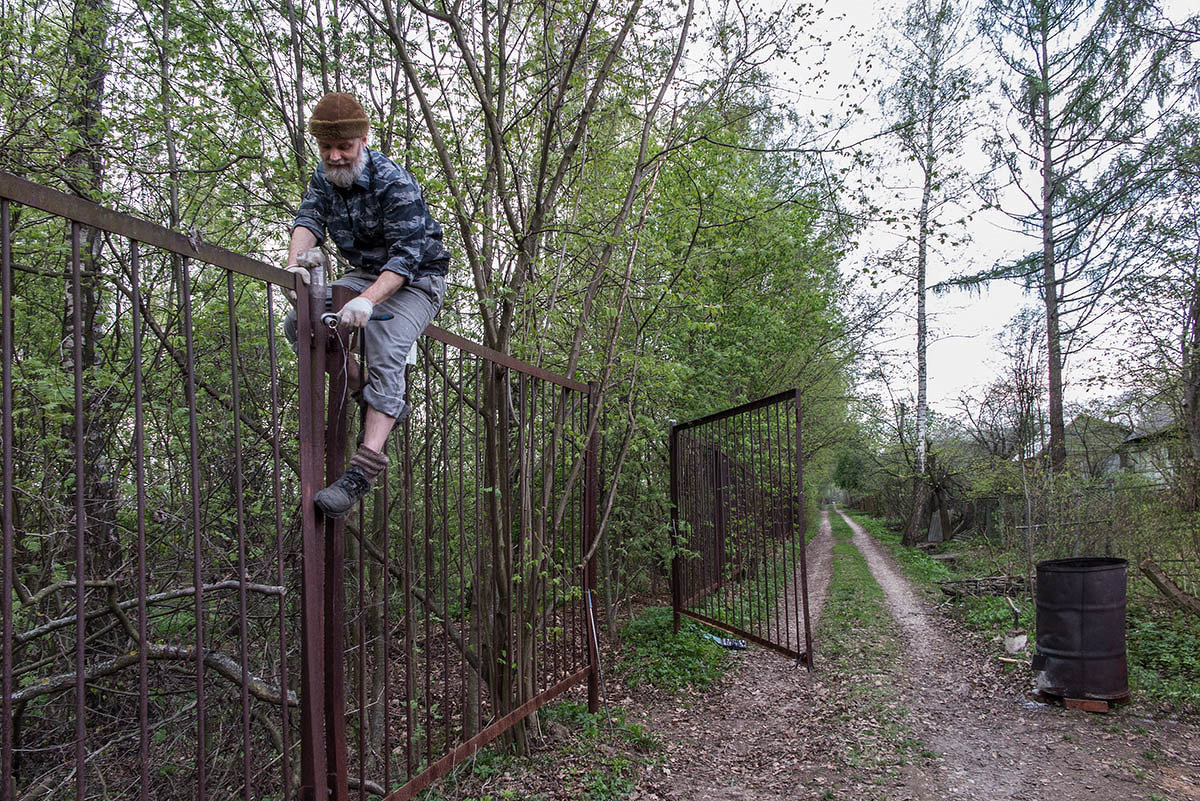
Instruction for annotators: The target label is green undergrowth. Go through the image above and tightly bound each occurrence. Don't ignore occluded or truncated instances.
[847,508,1200,713]
[417,700,660,801]
[820,511,925,791]
[1127,607,1200,711]
[617,606,728,691]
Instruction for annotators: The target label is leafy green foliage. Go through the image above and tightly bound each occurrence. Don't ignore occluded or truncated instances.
[1127,608,1200,712]
[617,607,727,691]
[958,596,1032,633]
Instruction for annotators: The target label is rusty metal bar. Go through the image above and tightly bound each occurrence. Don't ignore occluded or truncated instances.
[265,283,294,801]
[297,277,330,800]
[132,242,150,800]
[180,256,209,798]
[0,204,10,801]
[226,271,254,799]
[1,199,12,801]
[794,389,813,667]
[423,324,587,392]
[325,287,351,801]
[70,223,87,801]
[585,382,600,714]
[0,171,280,285]
[381,666,591,801]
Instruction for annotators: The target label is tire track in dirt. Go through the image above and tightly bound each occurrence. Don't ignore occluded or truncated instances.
[628,513,834,800]
[837,507,1200,801]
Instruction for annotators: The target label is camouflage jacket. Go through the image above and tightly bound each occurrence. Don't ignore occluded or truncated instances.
[293,148,450,280]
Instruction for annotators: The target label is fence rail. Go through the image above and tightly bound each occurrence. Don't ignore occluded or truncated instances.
[0,171,597,801]
[669,389,813,665]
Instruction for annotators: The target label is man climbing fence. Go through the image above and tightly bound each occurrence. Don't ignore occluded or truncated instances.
[282,92,450,517]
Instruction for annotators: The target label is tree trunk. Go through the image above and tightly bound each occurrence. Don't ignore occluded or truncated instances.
[1039,14,1067,474]
[903,476,933,546]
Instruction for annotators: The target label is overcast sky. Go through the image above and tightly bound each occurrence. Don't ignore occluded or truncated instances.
[753,0,1194,416]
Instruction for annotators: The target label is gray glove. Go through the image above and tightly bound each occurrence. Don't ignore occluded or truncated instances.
[339,296,374,327]
[283,264,310,306]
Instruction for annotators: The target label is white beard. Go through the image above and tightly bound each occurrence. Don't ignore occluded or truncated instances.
[324,148,367,188]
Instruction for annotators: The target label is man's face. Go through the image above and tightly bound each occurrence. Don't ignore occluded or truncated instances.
[318,136,367,187]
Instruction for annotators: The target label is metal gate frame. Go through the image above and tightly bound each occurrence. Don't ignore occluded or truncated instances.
[668,389,813,666]
[0,171,599,801]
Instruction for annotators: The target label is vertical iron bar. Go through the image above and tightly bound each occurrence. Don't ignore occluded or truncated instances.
[473,359,483,727]
[326,287,351,801]
[770,401,789,652]
[573,389,581,673]
[226,272,254,800]
[402,387,414,779]
[131,242,150,800]
[516,373,527,719]
[794,390,813,667]
[70,223,87,801]
[440,341,451,753]
[504,370,514,716]
[585,383,599,714]
[553,389,563,673]
[668,422,681,633]
[357,477,365,801]
[423,351,433,767]
[382,443,392,795]
[1,199,13,801]
[713,419,725,624]
[755,406,768,643]
[181,255,208,799]
[457,353,467,742]
[265,284,292,801]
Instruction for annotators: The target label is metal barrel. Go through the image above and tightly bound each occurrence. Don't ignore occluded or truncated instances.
[1034,557,1129,700]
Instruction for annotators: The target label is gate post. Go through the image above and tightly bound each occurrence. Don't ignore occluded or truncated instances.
[295,277,329,801]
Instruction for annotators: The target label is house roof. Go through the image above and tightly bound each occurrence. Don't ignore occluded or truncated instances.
[1123,408,1179,444]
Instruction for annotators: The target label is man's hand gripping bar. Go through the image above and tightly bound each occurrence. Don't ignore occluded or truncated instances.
[321,311,395,329]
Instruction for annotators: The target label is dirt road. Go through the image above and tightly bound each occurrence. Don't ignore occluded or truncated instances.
[630,507,1200,800]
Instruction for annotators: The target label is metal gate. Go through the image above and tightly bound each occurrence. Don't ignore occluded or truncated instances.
[0,171,598,801]
[669,390,813,665]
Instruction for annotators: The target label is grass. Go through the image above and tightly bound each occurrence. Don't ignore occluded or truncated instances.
[616,606,728,692]
[847,508,1200,713]
[818,511,926,790]
[416,700,660,801]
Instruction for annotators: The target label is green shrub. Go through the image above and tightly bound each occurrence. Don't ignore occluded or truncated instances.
[1127,607,1200,711]
[617,607,727,691]
[958,595,1032,634]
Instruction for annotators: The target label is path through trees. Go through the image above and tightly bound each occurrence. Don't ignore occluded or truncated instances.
[625,508,1199,801]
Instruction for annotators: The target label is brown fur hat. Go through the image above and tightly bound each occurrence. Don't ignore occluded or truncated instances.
[308,93,369,141]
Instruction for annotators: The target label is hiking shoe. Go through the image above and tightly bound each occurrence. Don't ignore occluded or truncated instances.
[314,466,372,518]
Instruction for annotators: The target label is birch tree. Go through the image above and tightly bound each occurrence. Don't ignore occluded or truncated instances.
[879,0,978,543]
